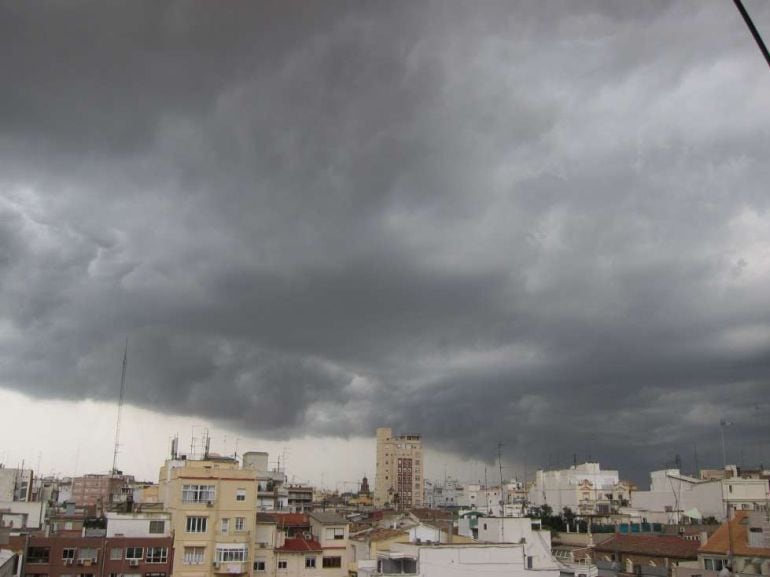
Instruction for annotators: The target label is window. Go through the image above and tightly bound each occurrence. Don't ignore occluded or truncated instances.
[325,527,344,540]
[221,518,229,533]
[322,557,342,568]
[278,560,287,569]
[78,549,97,562]
[305,557,316,568]
[183,547,205,565]
[215,546,246,563]
[181,484,216,503]
[235,517,245,531]
[704,559,726,571]
[110,549,122,561]
[62,549,77,560]
[27,547,50,564]
[186,516,208,533]
[126,548,143,560]
[148,521,165,534]
[145,548,168,564]
[253,561,266,571]
[236,489,246,501]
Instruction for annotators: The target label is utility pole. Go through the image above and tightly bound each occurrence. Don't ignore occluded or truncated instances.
[720,419,734,571]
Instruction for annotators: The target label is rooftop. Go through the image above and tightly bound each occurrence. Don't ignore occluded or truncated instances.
[351,528,409,543]
[699,511,770,558]
[309,511,347,525]
[593,534,701,559]
[256,512,309,527]
[277,538,323,552]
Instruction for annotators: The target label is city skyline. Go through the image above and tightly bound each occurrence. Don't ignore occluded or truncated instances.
[1,1,770,484]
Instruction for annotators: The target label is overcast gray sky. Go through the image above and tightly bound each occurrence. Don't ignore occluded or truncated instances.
[1,0,770,485]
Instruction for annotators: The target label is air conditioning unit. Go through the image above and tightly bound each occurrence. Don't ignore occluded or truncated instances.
[207,501,214,507]
[77,559,85,565]
[213,562,220,569]
[65,559,74,565]
[129,560,140,567]
[259,543,267,549]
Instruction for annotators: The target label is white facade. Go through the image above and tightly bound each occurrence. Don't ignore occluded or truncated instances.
[528,463,621,514]
[105,511,172,537]
[0,501,46,529]
[462,482,527,516]
[376,541,560,577]
[0,468,33,502]
[631,469,770,522]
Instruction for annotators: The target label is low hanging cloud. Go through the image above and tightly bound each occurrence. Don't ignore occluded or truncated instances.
[1,0,770,481]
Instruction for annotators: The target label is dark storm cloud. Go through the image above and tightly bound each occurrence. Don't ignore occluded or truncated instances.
[1,0,770,482]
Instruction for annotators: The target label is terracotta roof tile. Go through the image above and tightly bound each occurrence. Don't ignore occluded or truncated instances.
[594,534,700,559]
[277,538,322,552]
[699,511,770,558]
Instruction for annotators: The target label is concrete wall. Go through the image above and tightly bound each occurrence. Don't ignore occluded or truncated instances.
[0,502,46,529]
[105,512,171,537]
[387,542,561,577]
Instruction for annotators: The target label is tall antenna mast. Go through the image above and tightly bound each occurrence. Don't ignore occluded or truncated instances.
[498,443,506,516]
[112,338,128,475]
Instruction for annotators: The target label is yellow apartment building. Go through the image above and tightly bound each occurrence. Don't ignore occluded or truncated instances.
[252,511,350,577]
[159,454,258,577]
[374,427,424,509]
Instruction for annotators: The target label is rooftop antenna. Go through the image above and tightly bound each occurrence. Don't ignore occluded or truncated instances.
[111,338,129,475]
[694,443,700,477]
[498,443,506,517]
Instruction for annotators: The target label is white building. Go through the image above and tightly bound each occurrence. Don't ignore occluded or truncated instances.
[463,481,528,516]
[0,501,46,529]
[0,468,33,502]
[373,540,560,577]
[631,468,770,522]
[528,463,623,515]
[105,510,172,537]
[423,478,465,508]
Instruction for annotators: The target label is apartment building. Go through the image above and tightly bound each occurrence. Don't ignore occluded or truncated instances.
[631,468,770,522]
[252,511,350,576]
[372,540,561,577]
[374,428,424,509]
[158,454,257,577]
[0,467,33,502]
[71,474,134,509]
[11,512,173,577]
[694,510,770,577]
[528,463,625,515]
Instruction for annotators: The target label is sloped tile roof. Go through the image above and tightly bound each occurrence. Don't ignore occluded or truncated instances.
[277,538,323,552]
[594,534,700,559]
[699,511,770,558]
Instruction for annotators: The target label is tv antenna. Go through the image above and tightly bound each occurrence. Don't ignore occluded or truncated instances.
[111,338,128,475]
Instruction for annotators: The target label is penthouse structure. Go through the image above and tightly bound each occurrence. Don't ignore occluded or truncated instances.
[374,428,424,509]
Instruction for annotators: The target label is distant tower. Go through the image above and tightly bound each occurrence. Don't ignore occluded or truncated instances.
[111,340,129,475]
[374,427,424,510]
[360,475,370,495]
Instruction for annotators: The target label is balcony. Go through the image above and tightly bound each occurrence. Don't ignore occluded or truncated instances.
[213,562,247,574]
